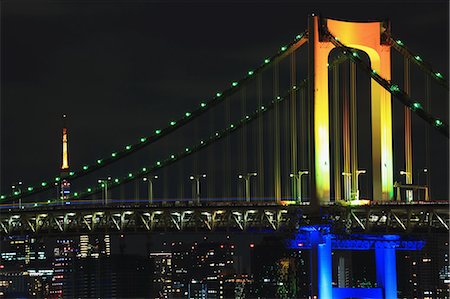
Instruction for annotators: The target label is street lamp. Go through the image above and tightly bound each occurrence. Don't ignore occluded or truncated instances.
[289,171,309,202]
[143,175,158,204]
[400,170,412,202]
[98,177,111,205]
[355,170,367,201]
[238,172,257,202]
[342,172,352,201]
[190,174,206,204]
[12,181,23,209]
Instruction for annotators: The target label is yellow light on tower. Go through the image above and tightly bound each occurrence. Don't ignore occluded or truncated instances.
[309,16,393,203]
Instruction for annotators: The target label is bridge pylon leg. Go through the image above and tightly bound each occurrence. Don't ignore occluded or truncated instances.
[375,243,398,299]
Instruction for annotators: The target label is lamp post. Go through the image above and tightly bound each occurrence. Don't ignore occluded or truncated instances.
[400,170,413,202]
[54,182,60,204]
[289,171,309,202]
[355,170,367,201]
[143,175,158,204]
[190,174,206,204]
[12,181,23,209]
[238,172,257,202]
[98,177,111,205]
[342,173,352,201]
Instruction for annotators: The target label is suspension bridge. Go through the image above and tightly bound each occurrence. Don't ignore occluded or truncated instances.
[1,15,449,298]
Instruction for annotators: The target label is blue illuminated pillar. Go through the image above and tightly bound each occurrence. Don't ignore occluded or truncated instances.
[317,234,332,298]
[375,242,397,299]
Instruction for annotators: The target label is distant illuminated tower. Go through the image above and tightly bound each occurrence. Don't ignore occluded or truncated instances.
[60,114,71,200]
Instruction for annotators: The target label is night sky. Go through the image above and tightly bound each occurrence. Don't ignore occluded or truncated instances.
[1,1,449,198]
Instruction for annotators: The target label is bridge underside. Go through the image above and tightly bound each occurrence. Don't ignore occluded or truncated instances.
[1,202,448,236]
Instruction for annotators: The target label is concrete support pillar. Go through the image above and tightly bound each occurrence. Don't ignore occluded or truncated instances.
[375,243,398,299]
[317,234,332,299]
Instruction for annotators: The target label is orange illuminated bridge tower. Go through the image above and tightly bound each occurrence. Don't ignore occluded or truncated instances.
[308,15,393,205]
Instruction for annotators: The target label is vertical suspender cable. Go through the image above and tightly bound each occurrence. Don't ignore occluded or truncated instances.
[257,74,264,198]
[300,86,307,199]
[240,87,248,198]
[425,75,431,196]
[223,97,231,197]
[273,61,281,201]
[333,64,341,201]
[342,63,351,201]
[290,53,298,199]
[350,61,358,199]
[284,63,291,198]
[404,57,413,200]
[207,106,215,198]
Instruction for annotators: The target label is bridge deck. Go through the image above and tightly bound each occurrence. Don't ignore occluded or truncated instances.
[1,201,448,236]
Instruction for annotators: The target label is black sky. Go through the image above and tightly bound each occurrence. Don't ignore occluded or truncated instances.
[1,1,449,197]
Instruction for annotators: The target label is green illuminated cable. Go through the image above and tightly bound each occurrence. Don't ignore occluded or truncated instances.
[1,31,308,203]
[326,31,449,138]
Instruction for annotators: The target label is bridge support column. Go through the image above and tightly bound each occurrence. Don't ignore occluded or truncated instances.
[375,242,398,299]
[317,234,332,299]
[308,15,393,203]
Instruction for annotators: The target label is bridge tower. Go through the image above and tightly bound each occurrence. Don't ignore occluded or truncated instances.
[308,15,393,205]
[60,114,71,200]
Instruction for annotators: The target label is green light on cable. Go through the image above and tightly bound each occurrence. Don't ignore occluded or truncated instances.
[170,121,176,126]
[55,177,61,182]
[248,70,254,76]
[126,145,132,150]
[128,173,133,178]
[200,102,207,108]
[415,56,422,61]
[83,165,89,170]
[69,171,75,176]
[389,84,400,93]
[142,167,147,172]
[264,58,270,64]
[140,137,147,142]
[281,46,287,51]
[87,188,92,192]
[412,102,422,110]
[435,72,443,79]
[97,159,102,164]
[111,152,117,157]
[435,119,443,127]
[232,82,238,87]
[185,112,191,117]
[74,192,79,197]
[155,129,161,134]
[27,187,33,191]
[396,40,403,45]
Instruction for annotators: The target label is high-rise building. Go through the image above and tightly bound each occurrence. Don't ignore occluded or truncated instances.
[0,236,48,298]
[150,252,172,298]
[249,236,310,298]
[398,233,449,299]
[50,238,77,298]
